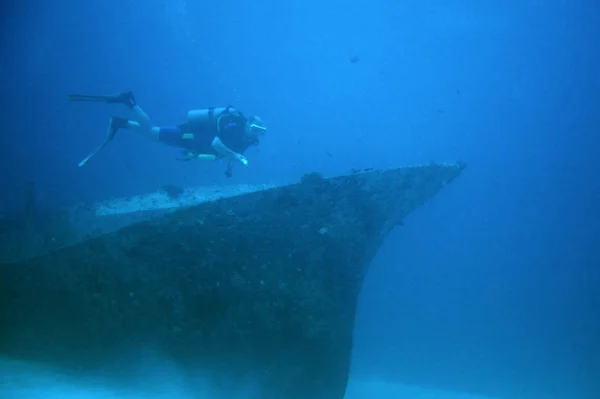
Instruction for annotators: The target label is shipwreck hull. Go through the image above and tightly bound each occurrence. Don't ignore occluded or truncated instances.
[0,163,465,398]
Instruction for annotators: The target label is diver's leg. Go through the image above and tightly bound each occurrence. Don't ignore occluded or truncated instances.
[118,116,184,147]
[109,92,160,140]
[131,107,153,131]
[123,119,160,140]
[103,116,157,141]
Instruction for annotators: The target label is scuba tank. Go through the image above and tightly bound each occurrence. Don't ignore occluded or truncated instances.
[188,106,246,135]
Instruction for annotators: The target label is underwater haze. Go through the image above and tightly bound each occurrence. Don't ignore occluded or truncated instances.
[1,0,599,398]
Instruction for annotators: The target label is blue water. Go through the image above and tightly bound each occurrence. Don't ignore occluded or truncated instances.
[1,0,599,398]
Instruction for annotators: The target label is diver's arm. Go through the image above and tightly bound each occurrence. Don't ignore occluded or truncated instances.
[211,137,248,165]
[211,137,237,159]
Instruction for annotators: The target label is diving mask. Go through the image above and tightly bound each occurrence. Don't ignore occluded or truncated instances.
[247,116,267,137]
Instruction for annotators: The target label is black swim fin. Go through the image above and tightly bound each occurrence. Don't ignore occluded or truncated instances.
[68,91,135,107]
[68,94,119,102]
[77,117,124,167]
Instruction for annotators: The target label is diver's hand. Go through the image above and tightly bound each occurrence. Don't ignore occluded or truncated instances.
[235,153,248,166]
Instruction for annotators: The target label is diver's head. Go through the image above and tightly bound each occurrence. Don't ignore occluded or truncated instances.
[245,116,267,141]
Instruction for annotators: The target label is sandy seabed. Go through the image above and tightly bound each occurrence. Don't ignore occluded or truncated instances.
[0,356,497,399]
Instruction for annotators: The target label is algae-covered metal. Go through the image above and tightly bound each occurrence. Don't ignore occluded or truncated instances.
[0,163,465,399]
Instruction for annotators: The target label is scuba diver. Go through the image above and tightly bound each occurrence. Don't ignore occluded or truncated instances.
[68,91,267,176]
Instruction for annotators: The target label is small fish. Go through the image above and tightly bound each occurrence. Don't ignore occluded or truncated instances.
[350,55,360,64]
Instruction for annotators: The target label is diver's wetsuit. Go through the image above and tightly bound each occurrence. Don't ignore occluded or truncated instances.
[158,107,258,156]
